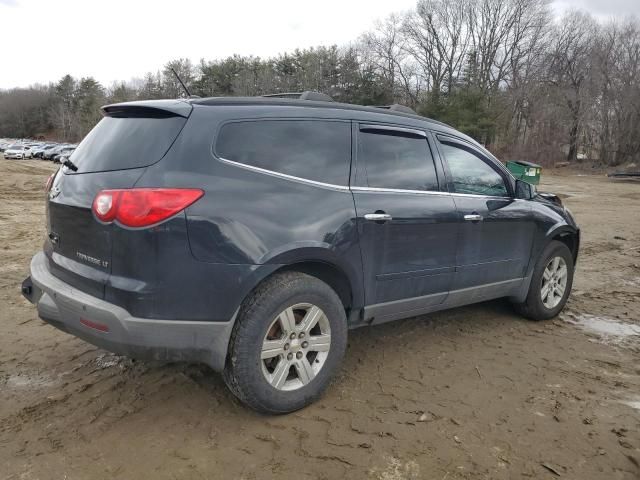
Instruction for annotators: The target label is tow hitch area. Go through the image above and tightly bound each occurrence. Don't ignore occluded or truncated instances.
[21,276,38,304]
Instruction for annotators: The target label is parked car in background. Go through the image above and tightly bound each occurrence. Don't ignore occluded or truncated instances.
[22,93,580,414]
[4,144,31,159]
[43,145,69,161]
[30,144,49,158]
[53,147,76,163]
[35,144,57,159]
[24,145,37,158]
[0,139,17,152]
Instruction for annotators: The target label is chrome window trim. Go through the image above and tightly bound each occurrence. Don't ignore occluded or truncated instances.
[350,186,449,196]
[449,192,513,200]
[217,157,351,192]
[217,157,519,199]
[352,186,515,200]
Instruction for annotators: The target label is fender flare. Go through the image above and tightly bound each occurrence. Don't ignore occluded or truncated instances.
[544,224,580,263]
[511,223,580,303]
[258,243,364,312]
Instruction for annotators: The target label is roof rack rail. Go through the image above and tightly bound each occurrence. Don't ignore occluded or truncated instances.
[262,91,334,102]
[375,104,418,115]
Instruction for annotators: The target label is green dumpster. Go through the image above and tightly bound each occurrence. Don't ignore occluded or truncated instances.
[506,160,542,185]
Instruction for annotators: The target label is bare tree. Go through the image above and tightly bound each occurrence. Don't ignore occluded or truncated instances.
[591,20,640,165]
[545,10,597,162]
[403,0,470,95]
[360,14,420,106]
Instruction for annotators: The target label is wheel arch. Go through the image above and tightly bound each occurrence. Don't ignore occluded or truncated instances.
[238,246,364,326]
[546,225,580,265]
[512,224,579,304]
[220,252,362,372]
[276,261,354,311]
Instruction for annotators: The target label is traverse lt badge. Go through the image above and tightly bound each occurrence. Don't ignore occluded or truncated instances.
[76,251,109,269]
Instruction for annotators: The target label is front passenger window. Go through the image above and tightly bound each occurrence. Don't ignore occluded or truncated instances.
[439,141,509,197]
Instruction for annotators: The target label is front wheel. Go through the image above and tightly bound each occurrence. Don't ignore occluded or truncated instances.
[513,240,574,320]
[224,272,347,414]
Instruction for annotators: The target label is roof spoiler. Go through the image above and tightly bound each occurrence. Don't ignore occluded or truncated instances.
[101,99,193,118]
[262,91,334,102]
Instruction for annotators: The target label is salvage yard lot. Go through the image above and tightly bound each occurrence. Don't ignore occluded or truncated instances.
[0,159,638,479]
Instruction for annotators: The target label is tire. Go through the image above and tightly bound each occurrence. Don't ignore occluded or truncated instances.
[513,240,574,321]
[223,271,348,414]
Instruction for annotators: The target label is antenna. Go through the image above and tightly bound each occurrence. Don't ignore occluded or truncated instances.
[170,67,192,98]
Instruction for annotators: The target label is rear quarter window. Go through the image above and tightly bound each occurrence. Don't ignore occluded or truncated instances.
[215,120,351,186]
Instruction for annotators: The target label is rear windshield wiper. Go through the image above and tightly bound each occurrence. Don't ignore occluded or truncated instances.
[62,159,78,172]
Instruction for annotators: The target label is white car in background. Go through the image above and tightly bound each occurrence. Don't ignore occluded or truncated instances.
[26,144,42,158]
[4,145,30,159]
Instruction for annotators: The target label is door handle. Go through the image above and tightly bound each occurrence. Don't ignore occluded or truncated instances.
[464,214,483,222]
[364,213,393,222]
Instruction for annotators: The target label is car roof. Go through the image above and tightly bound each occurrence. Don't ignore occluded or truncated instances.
[191,96,450,126]
[102,96,483,150]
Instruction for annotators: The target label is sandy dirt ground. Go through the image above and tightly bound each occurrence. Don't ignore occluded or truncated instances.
[0,158,638,480]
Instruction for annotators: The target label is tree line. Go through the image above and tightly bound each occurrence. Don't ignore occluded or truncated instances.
[1,0,639,166]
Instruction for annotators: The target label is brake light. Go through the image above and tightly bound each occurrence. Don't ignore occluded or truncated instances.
[45,172,56,191]
[92,188,204,228]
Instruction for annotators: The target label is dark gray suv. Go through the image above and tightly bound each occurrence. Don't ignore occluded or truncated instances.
[22,92,579,413]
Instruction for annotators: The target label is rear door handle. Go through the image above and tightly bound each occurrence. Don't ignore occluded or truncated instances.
[464,214,483,222]
[364,213,393,222]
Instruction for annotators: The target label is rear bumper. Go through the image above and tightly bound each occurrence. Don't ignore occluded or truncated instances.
[23,251,234,371]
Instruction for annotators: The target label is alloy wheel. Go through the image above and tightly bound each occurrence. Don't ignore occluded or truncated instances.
[260,303,331,391]
[541,256,568,309]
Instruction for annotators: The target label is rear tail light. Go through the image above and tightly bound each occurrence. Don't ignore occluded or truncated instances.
[45,172,56,191]
[92,188,204,228]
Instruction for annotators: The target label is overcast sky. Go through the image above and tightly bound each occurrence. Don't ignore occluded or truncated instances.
[1,0,638,89]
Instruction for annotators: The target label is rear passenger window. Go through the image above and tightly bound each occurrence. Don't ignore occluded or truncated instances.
[358,128,439,191]
[216,120,351,186]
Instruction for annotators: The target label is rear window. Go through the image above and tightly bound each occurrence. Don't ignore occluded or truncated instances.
[215,120,351,186]
[69,114,187,173]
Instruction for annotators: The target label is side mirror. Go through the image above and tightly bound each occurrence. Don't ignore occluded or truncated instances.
[515,179,535,200]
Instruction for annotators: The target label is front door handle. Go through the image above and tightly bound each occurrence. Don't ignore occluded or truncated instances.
[364,213,393,222]
[464,214,483,222]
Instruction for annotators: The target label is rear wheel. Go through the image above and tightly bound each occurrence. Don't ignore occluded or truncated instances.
[224,272,347,414]
[513,240,574,320]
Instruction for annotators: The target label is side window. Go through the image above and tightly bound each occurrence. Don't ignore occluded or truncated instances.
[215,120,350,186]
[358,127,439,191]
[439,141,509,197]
